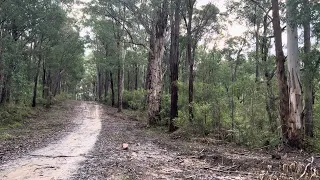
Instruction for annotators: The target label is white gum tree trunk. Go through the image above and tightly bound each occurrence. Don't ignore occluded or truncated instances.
[286,0,303,146]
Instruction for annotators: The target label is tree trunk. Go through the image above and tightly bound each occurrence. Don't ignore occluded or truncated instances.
[42,62,46,99]
[135,64,139,90]
[1,50,15,104]
[126,69,129,90]
[53,70,62,97]
[286,0,303,147]
[0,33,3,103]
[255,18,260,82]
[148,33,165,125]
[261,13,277,133]
[97,68,102,101]
[32,54,42,107]
[92,81,96,99]
[147,0,168,126]
[116,6,127,112]
[303,0,313,138]
[271,0,290,143]
[0,75,8,104]
[146,34,154,92]
[230,49,242,136]
[117,44,125,112]
[187,1,195,122]
[47,70,52,95]
[169,0,181,132]
[110,72,115,107]
[266,80,278,133]
[104,70,109,99]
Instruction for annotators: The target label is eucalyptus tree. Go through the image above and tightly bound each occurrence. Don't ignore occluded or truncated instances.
[146,0,169,125]
[0,0,84,107]
[271,0,290,144]
[30,1,67,107]
[228,0,270,82]
[86,0,128,110]
[300,0,320,138]
[49,26,84,97]
[302,0,313,138]
[223,36,247,134]
[285,0,303,147]
[104,0,170,125]
[0,0,35,104]
[124,46,148,91]
[183,1,219,122]
[91,19,117,102]
[169,0,181,132]
[229,0,279,133]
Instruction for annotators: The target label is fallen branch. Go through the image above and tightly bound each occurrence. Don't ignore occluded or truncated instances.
[203,167,254,176]
[299,156,314,179]
[29,154,78,158]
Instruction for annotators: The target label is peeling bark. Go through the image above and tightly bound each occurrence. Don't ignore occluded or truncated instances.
[271,0,290,143]
[147,0,168,126]
[148,32,166,125]
[286,0,303,147]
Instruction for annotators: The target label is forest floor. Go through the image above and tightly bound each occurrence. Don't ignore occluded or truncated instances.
[0,101,319,180]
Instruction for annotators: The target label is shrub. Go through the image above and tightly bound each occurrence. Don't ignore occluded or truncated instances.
[123,89,147,110]
[160,93,170,125]
[55,93,73,102]
[0,104,35,127]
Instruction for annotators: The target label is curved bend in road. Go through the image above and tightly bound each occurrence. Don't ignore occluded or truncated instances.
[0,102,102,180]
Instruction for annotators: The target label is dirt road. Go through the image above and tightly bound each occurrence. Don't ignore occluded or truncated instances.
[0,102,102,180]
[72,106,259,180]
[0,101,316,180]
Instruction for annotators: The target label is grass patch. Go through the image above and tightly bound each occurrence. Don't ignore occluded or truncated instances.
[0,104,36,129]
[123,109,148,123]
[55,93,73,102]
[0,132,16,140]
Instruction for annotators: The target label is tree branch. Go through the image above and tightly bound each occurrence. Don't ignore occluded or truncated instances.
[117,0,151,34]
[247,0,272,20]
[267,26,286,38]
[104,8,149,52]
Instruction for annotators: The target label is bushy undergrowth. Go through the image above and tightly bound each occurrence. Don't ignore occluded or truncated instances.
[111,80,320,151]
[55,93,74,102]
[123,89,147,110]
[171,80,283,149]
[0,92,74,129]
[0,104,35,127]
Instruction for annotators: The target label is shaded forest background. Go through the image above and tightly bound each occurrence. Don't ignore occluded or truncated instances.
[1,0,320,151]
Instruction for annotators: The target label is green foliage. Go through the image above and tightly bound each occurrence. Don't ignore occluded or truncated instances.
[160,94,171,125]
[0,0,84,108]
[311,89,320,152]
[0,132,16,141]
[172,44,284,148]
[0,104,35,127]
[123,89,147,110]
[55,93,74,102]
